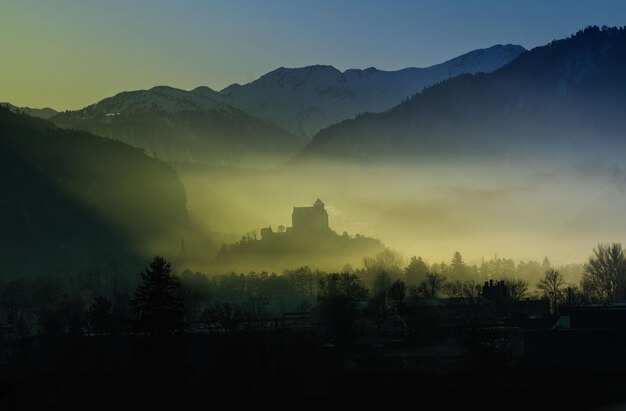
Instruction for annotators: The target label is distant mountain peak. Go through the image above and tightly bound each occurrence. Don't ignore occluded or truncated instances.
[253,64,345,87]
[49,85,306,166]
[0,102,58,120]
[217,44,524,137]
[298,27,626,163]
[42,43,526,165]
[149,85,181,93]
[191,85,218,93]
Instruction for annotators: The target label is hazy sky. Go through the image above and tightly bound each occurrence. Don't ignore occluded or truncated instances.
[2,0,625,110]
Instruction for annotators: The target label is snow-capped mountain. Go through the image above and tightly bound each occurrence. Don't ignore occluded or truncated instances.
[220,44,525,136]
[70,85,227,117]
[49,44,524,165]
[51,86,305,166]
[220,65,356,137]
[299,26,626,162]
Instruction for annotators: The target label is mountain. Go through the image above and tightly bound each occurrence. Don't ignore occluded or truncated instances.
[0,107,189,278]
[1,102,58,119]
[46,45,522,165]
[50,86,305,166]
[299,26,626,162]
[220,44,525,136]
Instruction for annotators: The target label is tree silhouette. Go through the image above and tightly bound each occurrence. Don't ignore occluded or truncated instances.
[373,271,392,295]
[444,279,483,326]
[285,266,315,296]
[504,278,529,301]
[368,275,401,339]
[404,256,428,286]
[389,279,406,306]
[318,273,368,302]
[203,301,243,333]
[415,272,447,298]
[363,249,403,281]
[317,273,368,343]
[341,263,355,274]
[537,269,565,314]
[450,251,467,279]
[581,243,626,303]
[389,279,407,317]
[130,256,185,336]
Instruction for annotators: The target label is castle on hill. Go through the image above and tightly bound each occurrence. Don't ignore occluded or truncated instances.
[261,199,330,239]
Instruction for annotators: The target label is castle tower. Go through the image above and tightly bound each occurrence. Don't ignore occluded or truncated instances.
[291,198,329,232]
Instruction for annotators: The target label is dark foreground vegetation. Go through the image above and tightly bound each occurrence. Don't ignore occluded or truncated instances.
[3,244,626,407]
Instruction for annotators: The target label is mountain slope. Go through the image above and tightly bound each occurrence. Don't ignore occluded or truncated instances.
[50,86,305,166]
[300,26,626,162]
[1,102,58,119]
[220,44,525,136]
[0,107,189,278]
[47,45,523,165]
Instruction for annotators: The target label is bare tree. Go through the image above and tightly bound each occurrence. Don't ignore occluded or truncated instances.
[504,278,529,301]
[415,272,447,298]
[581,243,626,303]
[445,279,482,302]
[363,249,404,278]
[565,285,588,307]
[203,301,244,333]
[537,269,566,314]
[444,279,483,326]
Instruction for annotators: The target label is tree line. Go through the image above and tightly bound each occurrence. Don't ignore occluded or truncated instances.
[0,242,624,338]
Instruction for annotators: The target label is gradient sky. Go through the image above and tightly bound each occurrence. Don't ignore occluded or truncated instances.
[2,0,625,110]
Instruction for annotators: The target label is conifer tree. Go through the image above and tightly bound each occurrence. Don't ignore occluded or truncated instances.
[131,257,185,336]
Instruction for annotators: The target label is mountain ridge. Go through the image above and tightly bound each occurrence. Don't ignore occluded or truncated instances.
[298,26,626,162]
[0,102,58,120]
[0,106,190,278]
[218,44,525,136]
[44,43,524,164]
[50,87,304,166]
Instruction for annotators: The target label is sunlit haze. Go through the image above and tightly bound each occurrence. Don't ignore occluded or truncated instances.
[6,1,626,404]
